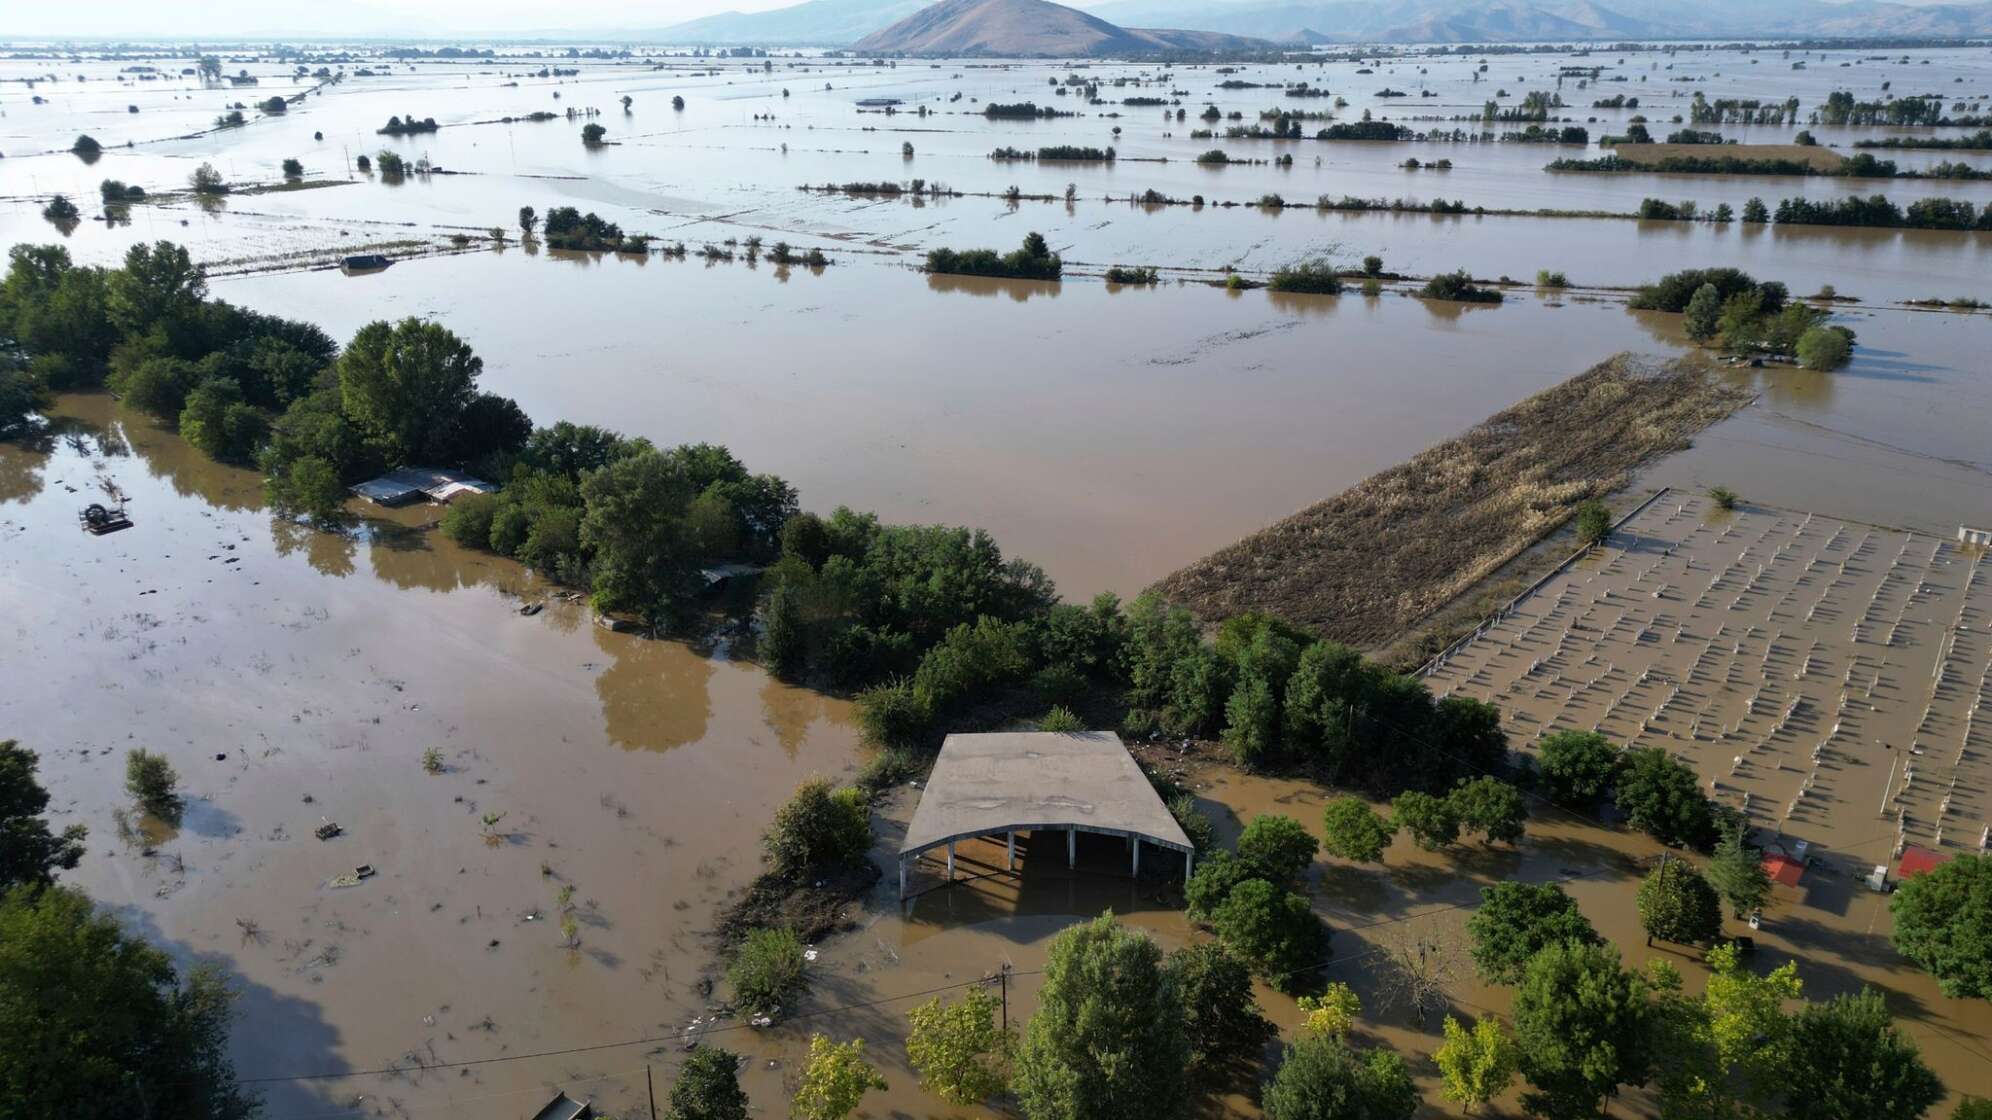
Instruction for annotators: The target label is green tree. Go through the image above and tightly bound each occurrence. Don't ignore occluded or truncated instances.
[1013,913,1190,1120]
[1637,858,1722,946]
[728,927,806,1017]
[1741,197,1769,223]
[905,985,1009,1105]
[1166,942,1273,1088]
[1796,326,1852,370]
[792,1035,886,1120]
[1780,989,1943,1120]
[1436,1014,1519,1115]
[1237,813,1320,884]
[1702,942,1800,1108]
[1513,941,1651,1119]
[0,885,257,1119]
[189,162,227,195]
[336,317,482,464]
[1211,878,1324,991]
[581,122,607,145]
[1705,825,1771,919]
[1538,731,1619,806]
[124,748,181,819]
[1574,500,1613,547]
[0,741,86,890]
[1616,748,1715,847]
[1184,849,1254,921]
[179,379,264,463]
[1321,797,1395,862]
[1954,1100,1992,1120]
[763,778,868,878]
[1684,282,1723,342]
[1890,854,1992,998]
[1467,881,1600,985]
[580,447,698,618]
[760,580,806,679]
[106,240,206,341]
[264,454,347,522]
[1262,1032,1417,1120]
[1390,791,1460,850]
[281,158,304,178]
[668,1046,748,1120]
[1448,777,1528,845]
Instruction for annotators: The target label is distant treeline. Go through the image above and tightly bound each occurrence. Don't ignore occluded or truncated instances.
[377,114,440,136]
[1548,152,1992,180]
[989,146,1115,162]
[981,102,1072,119]
[1854,129,1992,151]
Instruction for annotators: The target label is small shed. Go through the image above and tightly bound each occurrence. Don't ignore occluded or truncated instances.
[1961,526,1992,548]
[1762,853,1805,888]
[1898,845,1953,880]
[350,467,496,507]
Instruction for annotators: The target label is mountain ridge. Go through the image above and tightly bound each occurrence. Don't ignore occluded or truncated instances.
[853,0,1278,56]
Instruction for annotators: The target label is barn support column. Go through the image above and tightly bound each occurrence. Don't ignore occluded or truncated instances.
[1006,831,1016,871]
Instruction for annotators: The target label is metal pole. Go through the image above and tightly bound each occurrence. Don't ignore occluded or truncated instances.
[647,1064,658,1120]
[947,841,955,883]
[1000,964,1010,1033]
[1068,827,1076,868]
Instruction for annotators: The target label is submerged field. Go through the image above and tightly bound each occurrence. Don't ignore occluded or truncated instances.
[2,34,1992,1120]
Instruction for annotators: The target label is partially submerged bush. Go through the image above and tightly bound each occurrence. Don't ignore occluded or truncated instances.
[764,777,869,878]
[729,926,806,1016]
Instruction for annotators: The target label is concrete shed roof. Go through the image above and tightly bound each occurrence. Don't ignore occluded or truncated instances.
[899,732,1192,857]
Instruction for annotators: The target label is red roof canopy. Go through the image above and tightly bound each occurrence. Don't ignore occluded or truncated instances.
[1898,846,1953,879]
[1762,853,1805,887]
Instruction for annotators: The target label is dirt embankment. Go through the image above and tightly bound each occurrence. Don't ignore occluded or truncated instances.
[1151,353,1752,646]
[1609,142,1848,172]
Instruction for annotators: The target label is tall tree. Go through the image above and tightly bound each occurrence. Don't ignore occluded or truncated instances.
[336,317,482,464]
[1780,990,1944,1120]
[1436,1014,1519,1116]
[1889,854,1992,999]
[1262,1032,1417,1120]
[791,1035,886,1120]
[0,740,86,890]
[1706,825,1771,920]
[579,447,698,620]
[0,885,257,1118]
[1512,941,1651,1119]
[106,241,206,342]
[1013,913,1190,1120]
[1467,881,1600,985]
[1166,942,1273,1089]
[905,986,1009,1106]
[1636,858,1723,946]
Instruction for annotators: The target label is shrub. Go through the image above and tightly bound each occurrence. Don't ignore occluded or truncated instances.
[1237,814,1320,884]
[1321,797,1395,862]
[1362,254,1384,276]
[1168,793,1216,853]
[41,196,80,223]
[1268,262,1345,295]
[1104,265,1159,285]
[793,1035,886,1120]
[764,778,869,878]
[1796,326,1853,370]
[1574,499,1612,546]
[581,122,606,145]
[1037,706,1086,733]
[124,749,180,817]
[854,679,931,748]
[1420,269,1503,303]
[1536,269,1569,288]
[281,158,304,178]
[1709,485,1738,510]
[728,927,806,1016]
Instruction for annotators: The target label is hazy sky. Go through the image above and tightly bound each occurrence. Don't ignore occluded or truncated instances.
[9,0,1116,38]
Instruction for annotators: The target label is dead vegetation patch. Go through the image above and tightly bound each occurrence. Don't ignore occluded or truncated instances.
[1151,353,1751,647]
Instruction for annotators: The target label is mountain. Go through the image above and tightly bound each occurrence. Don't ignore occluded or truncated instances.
[854,0,1278,55]
[656,0,930,44]
[1082,0,1992,41]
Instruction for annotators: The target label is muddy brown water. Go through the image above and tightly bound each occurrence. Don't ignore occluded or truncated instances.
[2,38,1991,1120]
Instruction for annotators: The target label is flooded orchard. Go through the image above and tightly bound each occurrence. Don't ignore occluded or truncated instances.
[2,31,1991,1120]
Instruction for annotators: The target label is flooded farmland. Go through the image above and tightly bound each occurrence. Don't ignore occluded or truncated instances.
[2,31,1991,1120]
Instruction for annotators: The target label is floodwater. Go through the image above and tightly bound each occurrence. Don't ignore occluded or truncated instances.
[2,36,1990,1120]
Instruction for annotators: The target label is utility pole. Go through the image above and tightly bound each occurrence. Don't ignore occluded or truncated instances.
[999,963,1011,1033]
[646,1064,657,1120]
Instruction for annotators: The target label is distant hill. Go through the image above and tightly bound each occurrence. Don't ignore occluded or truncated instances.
[853,0,1277,55]
[1082,0,1992,42]
[655,0,928,44]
